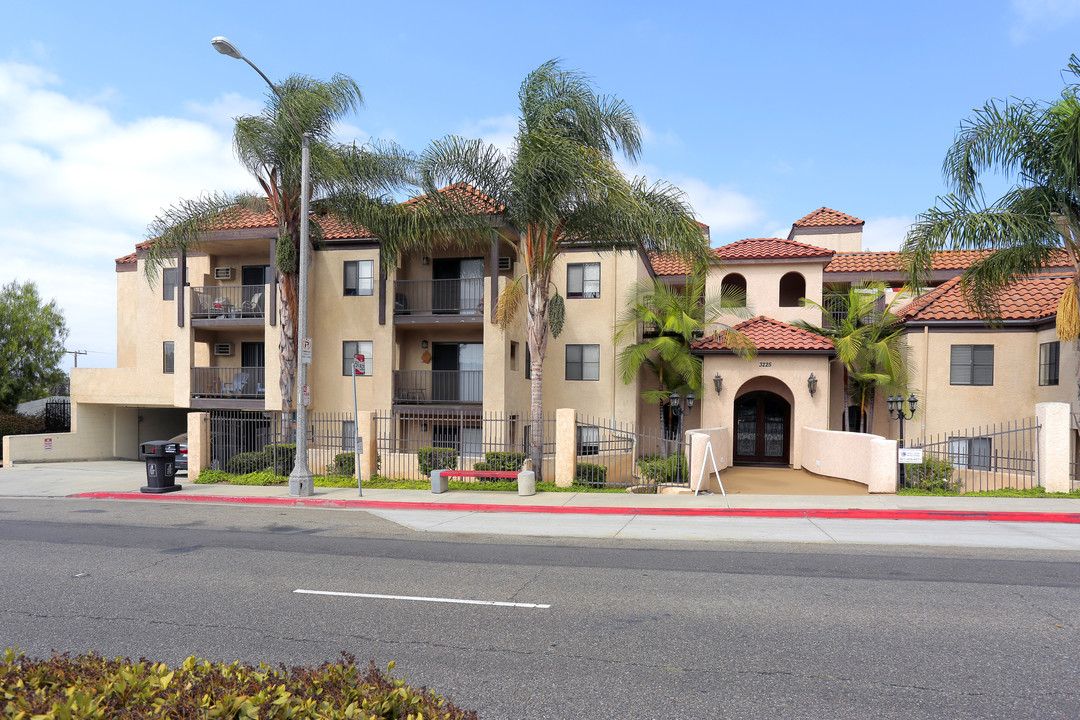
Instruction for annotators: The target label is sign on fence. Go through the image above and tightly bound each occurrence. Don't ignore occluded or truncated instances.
[898,448,923,464]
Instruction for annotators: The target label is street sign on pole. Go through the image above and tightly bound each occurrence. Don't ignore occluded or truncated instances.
[301,384,310,407]
[354,354,365,376]
[351,356,364,496]
[301,337,312,365]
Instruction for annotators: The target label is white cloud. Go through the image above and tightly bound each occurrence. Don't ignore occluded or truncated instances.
[458,114,518,157]
[862,215,914,252]
[1010,0,1080,42]
[184,92,262,130]
[639,122,682,149]
[0,61,254,370]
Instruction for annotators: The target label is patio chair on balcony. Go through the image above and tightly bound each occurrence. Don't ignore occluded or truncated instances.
[221,372,250,397]
[394,292,409,315]
[240,292,263,317]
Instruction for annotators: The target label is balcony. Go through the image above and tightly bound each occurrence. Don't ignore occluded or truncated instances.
[393,370,483,405]
[191,285,266,327]
[190,366,266,409]
[393,278,484,323]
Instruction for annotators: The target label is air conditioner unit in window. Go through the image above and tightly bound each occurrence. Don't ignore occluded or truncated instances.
[213,343,233,356]
[213,267,233,280]
[498,257,512,270]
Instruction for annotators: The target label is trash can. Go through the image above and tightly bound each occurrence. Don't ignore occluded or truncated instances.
[140,440,183,494]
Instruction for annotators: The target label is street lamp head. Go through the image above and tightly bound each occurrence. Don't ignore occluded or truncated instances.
[686,392,694,411]
[887,395,898,413]
[669,390,680,407]
[908,393,918,414]
[211,36,244,60]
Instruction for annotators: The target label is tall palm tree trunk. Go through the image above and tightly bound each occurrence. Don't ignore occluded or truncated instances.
[527,273,550,481]
[278,269,298,412]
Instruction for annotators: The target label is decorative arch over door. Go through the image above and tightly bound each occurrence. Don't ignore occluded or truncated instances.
[733,391,791,465]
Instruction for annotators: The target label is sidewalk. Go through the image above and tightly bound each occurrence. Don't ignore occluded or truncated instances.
[2,461,1080,549]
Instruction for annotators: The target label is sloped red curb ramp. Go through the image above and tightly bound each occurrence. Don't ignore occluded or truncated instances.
[67,492,1080,523]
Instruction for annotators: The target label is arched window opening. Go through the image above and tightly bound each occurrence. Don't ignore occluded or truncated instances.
[720,273,747,307]
[779,272,805,307]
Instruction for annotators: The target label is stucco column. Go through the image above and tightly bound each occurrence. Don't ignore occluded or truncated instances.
[186,412,209,481]
[555,408,576,488]
[357,410,378,481]
[1036,402,1071,493]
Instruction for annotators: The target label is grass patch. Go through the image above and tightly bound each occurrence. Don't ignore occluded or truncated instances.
[195,471,629,492]
[897,486,1080,498]
[0,648,477,719]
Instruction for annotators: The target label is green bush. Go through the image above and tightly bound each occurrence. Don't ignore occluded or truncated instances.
[225,450,269,474]
[472,451,527,481]
[265,443,296,475]
[904,454,959,492]
[328,451,355,477]
[418,446,458,476]
[574,462,607,488]
[0,648,478,719]
[0,411,45,437]
[636,454,684,484]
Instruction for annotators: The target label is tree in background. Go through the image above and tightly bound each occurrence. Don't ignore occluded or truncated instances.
[614,272,754,438]
[904,54,1080,395]
[143,74,415,411]
[409,60,714,477]
[0,280,68,411]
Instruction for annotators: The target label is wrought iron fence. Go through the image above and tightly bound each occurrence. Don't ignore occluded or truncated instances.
[375,410,554,481]
[906,417,1040,492]
[44,399,70,432]
[207,410,361,478]
[575,414,686,491]
[191,284,266,319]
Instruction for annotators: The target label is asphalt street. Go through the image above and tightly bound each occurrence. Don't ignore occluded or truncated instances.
[2,498,1079,719]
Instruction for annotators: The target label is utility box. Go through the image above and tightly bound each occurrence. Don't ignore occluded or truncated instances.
[139,441,183,494]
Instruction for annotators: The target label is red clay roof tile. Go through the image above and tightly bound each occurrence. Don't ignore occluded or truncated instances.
[693,316,833,353]
[714,237,834,261]
[826,248,1072,274]
[899,274,1071,322]
[405,182,505,215]
[792,207,864,228]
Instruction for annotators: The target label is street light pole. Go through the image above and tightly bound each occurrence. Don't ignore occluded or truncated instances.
[887,393,918,489]
[668,391,694,485]
[212,36,313,496]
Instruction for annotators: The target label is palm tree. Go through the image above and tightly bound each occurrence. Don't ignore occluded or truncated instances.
[796,283,911,433]
[904,54,1080,347]
[614,272,754,439]
[408,60,714,477]
[143,74,415,410]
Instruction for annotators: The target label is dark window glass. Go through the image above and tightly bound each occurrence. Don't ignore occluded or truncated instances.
[567,263,600,299]
[950,345,994,386]
[1039,341,1060,386]
[565,344,599,381]
[344,260,374,296]
[162,341,174,374]
[163,268,178,301]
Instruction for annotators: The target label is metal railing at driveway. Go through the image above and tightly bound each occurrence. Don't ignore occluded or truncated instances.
[191,284,266,319]
[576,414,686,491]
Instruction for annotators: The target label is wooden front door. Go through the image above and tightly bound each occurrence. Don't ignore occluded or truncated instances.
[733,391,791,465]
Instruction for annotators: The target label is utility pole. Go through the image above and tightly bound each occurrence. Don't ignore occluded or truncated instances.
[66,350,87,367]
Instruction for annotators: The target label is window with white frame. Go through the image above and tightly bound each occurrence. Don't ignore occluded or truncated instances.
[567,262,600,299]
[565,344,599,380]
[950,344,994,386]
[343,340,373,376]
[343,260,374,296]
[1039,341,1060,386]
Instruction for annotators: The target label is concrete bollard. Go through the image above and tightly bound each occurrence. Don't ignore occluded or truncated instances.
[517,470,535,497]
[431,469,448,494]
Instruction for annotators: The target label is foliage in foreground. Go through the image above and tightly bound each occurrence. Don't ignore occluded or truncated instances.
[0,280,69,412]
[897,485,1080,498]
[194,470,627,492]
[0,649,477,719]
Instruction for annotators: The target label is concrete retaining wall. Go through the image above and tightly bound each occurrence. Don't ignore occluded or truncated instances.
[800,427,897,493]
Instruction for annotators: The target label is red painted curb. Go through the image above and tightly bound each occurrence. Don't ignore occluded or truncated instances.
[65,491,1080,523]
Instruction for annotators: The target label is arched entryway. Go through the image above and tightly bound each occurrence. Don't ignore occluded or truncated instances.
[734,391,791,465]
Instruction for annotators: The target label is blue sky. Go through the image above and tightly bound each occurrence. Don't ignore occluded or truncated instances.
[5,0,1080,369]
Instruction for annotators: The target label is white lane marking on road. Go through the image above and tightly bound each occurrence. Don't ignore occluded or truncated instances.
[294,589,550,609]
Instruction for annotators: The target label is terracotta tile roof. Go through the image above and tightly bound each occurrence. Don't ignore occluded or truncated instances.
[714,237,834,261]
[826,248,1072,274]
[792,207,864,228]
[693,316,834,353]
[899,274,1072,323]
[648,252,690,276]
[406,182,505,215]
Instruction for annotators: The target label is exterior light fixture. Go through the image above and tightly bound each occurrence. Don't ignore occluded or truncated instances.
[713,373,723,395]
[422,256,430,265]
[807,373,818,397]
[421,340,428,349]
[686,391,694,412]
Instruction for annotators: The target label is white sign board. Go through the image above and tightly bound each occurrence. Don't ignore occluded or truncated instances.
[301,337,312,365]
[302,384,311,407]
[353,354,365,376]
[898,448,924,464]
[44,437,52,451]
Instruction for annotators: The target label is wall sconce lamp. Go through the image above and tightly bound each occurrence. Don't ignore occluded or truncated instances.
[713,373,723,395]
[421,340,428,349]
[807,372,818,397]
[422,256,430,265]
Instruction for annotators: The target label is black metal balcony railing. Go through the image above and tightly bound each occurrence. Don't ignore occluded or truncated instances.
[191,366,266,399]
[394,278,483,316]
[393,370,483,404]
[191,285,266,319]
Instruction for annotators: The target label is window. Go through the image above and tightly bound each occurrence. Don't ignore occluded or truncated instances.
[948,436,992,470]
[567,262,600,298]
[778,272,805,307]
[162,341,174,374]
[343,340,373,376]
[163,268,178,301]
[577,425,600,455]
[721,273,747,307]
[510,341,518,371]
[565,344,599,381]
[525,344,531,379]
[343,260,374,296]
[1040,341,1060,386]
[950,344,994,386]
[341,420,356,452]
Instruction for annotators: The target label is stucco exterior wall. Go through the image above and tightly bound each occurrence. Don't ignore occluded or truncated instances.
[688,428,731,493]
[707,260,827,328]
[800,427,898,492]
[788,226,862,253]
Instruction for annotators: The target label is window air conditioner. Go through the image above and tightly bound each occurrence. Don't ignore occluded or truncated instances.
[498,257,512,270]
[214,343,233,356]
[214,267,233,280]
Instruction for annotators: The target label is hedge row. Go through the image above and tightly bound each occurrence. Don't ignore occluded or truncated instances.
[0,649,477,719]
[224,444,296,475]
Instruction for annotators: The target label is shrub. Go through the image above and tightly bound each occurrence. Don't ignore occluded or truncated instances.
[265,443,296,475]
[0,411,45,437]
[904,454,959,492]
[574,462,607,488]
[418,446,458,476]
[472,451,527,481]
[225,451,269,474]
[0,649,479,719]
[637,454,684,484]
[328,452,355,477]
